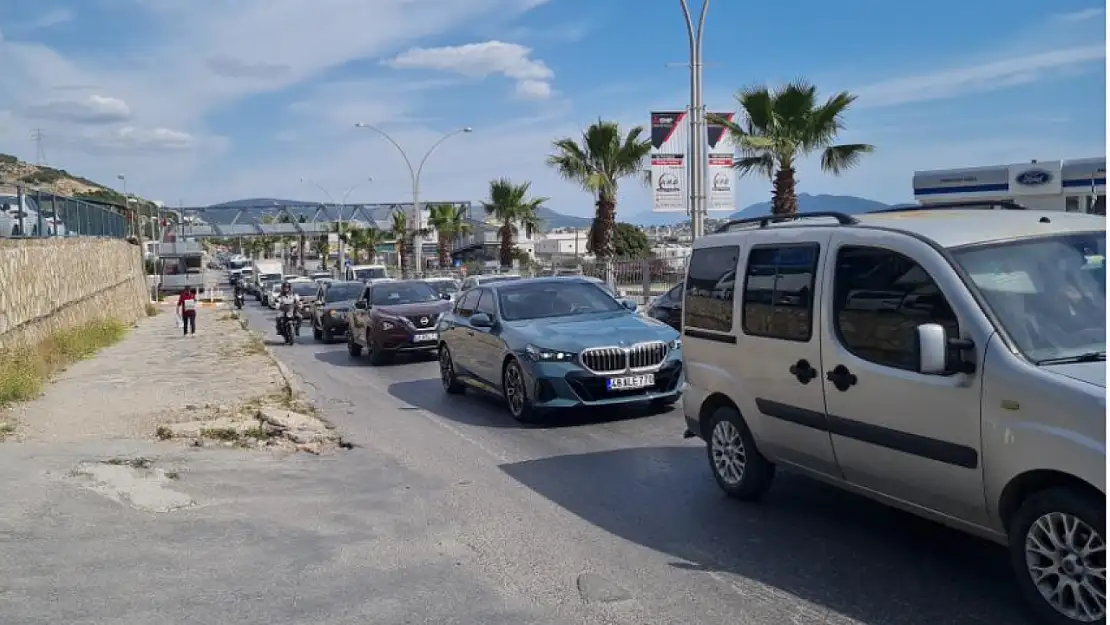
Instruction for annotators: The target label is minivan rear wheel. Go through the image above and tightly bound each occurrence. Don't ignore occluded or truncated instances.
[1009,487,1105,625]
[706,406,774,501]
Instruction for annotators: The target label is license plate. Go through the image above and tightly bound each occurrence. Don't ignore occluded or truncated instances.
[607,374,654,391]
[413,332,437,343]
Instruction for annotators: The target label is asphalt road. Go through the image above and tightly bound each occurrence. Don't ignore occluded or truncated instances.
[238,297,1038,625]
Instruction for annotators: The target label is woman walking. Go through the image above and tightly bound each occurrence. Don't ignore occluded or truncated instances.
[177,287,198,336]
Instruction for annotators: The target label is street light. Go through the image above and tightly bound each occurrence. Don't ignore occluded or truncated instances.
[300,176,373,273]
[354,122,473,275]
[679,0,709,240]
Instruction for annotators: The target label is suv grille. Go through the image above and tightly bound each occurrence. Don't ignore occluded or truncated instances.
[579,341,668,374]
[406,314,438,329]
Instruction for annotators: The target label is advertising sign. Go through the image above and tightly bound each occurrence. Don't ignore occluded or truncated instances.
[650,111,688,213]
[707,112,736,211]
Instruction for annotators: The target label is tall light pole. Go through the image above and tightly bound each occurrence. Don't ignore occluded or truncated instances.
[679,0,709,240]
[354,123,472,276]
[300,177,373,273]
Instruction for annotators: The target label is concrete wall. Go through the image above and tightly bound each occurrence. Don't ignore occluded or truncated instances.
[0,238,149,349]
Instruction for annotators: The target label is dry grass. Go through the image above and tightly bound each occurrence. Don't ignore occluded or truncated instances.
[144,302,161,317]
[0,319,128,407]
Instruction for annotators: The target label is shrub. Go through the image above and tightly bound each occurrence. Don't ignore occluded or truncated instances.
[0,319,128,406]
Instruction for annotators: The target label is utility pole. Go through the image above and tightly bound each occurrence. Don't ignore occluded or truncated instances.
[31,128,47,166]
[679,0,709,240]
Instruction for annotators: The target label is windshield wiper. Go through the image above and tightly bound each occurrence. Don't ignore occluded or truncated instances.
[1036,351,1107,365]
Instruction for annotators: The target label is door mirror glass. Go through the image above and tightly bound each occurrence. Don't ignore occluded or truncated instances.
[470,313,493,328]
[440,292,452,300]
[619,298,638,311]
[914,323,948,374]
[354,300,367,310]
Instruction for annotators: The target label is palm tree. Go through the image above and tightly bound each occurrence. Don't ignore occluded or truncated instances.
[389,211,409,275]
[711,80,874,215]
[361,227,387,264]
[547,119,651,258]
[482,178,545,269]
[427,203,473,269]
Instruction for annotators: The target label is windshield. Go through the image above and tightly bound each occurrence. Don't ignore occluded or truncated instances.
[291,283,316,297]
[426,280,459,296]
[325,284,363,302]
[354,267,388,280]
[952,231,1105,363]
[370,282,438,306]
[498,281,624,321]
[260,273,282,282]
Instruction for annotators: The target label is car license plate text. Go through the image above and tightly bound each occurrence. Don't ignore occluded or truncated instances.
[414,332,437,343]
[607,374,654,391]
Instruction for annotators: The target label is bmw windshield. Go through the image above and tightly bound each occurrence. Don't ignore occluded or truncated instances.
[498,282,623,321]
[952,231,1105,364]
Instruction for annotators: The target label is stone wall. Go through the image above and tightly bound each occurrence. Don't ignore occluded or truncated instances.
[0,238,149,349]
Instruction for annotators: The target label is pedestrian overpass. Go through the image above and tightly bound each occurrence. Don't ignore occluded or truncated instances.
[169,201,473,239]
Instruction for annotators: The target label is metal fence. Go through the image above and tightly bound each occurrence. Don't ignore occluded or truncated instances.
[0,186,130,239]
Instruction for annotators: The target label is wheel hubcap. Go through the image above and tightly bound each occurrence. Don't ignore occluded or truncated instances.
[505,366,524,415]
[440,350,453,388]
[710,421,746,486]
[1025,511,1106,622]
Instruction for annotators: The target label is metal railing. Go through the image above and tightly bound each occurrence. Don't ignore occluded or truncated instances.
[0,186,131,239]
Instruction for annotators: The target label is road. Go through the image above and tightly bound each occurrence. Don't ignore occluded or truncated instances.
[238,296,1037,625]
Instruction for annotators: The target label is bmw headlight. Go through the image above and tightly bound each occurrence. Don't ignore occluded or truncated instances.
[669,338,682,350]
[525,344,576,362]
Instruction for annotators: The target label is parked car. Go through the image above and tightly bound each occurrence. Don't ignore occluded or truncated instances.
[643,281,684,331]
[347,280,453,365]
[437,277,683,423]
[423,277,461,301]
[680,207,1105,625]
[310,280,364,342]
[460,274,521,290]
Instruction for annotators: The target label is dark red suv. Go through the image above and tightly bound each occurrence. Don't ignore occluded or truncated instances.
[346,280,452,365]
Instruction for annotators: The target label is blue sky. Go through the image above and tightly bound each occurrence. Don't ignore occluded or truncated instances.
[0,0,1104,221]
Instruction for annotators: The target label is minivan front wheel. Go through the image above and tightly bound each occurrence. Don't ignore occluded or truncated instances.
[1010,488,1106,625]
[706,406,774,501]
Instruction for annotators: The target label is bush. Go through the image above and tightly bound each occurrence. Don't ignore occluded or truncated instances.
[0,319,128,406]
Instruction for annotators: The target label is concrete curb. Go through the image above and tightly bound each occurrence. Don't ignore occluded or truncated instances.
[232,312,302,397]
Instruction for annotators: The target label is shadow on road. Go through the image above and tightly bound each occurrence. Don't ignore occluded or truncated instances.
[314,349,438,368]
[500,446,1035,625]
[388,379,664,430]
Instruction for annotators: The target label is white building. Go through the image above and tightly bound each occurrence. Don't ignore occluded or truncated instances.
[534,229,591,259]
[913,157,1105,213]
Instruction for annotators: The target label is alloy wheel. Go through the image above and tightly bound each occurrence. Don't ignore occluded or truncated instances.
[710,420,746,486]
[1025,511,1106,622]
[439,349,455,389]
[505,364,525,416]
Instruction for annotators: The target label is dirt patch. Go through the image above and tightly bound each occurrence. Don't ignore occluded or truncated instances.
[66,457,194,513]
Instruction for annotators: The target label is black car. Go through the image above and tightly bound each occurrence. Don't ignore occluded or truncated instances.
[310,280,364,342]
[643,281,683,331]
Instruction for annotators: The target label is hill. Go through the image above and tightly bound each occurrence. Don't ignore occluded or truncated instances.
[0,152,146,207]
[730,193,888,217]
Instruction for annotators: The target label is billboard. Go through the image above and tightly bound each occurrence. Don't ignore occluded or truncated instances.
[650,111,688,213]
[707,112,736,211]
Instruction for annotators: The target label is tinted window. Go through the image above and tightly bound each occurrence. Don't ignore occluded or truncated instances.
[498,282,623,321]
[291,283,316,297]
[742,244,819,341]
[476,290,498,315]
[354,267,388,280]
[685,246,739,332]
[833,246,960,370]
[369,282,439,306]
[455,290,479,316]
[427,280,459,296]
[325,283,364,302]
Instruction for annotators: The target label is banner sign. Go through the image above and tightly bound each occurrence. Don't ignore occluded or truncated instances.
[706,112,736,211]
[650,111,688,213]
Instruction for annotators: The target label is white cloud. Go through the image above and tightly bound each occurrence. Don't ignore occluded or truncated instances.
[384,41,554,100]
[24,95,132,124]
[98,127,197,152]
[851,45,1106,108]
[1051,7,1104,22]
[27,9,74,29]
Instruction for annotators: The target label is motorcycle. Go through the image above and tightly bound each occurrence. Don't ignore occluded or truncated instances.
[234,291,244,309]
[277,308,295,345]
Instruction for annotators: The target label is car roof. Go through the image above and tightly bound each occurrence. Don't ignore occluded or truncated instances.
[370,279,426,287]
[699,209,1105,250]
[485,276,594,290]
[327,280,362,287]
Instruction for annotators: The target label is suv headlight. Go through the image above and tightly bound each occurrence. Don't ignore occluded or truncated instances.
[525,344,576,362]
[380,319,396,330]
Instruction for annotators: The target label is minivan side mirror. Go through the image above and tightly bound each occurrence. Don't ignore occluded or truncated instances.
[469,313,494,328]
[353,300,367,310]
[915,323,949,374]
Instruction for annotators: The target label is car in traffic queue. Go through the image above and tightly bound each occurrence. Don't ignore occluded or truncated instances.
[436,277,684,423]
[423,276,462,301]
[310,280,364,342]
[261,279,282,308]
[460,273,521,291]
[643,281,684,331]
[289,280,317,318]
[347,280,453,365]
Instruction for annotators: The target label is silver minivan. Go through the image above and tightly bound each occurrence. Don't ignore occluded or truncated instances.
[681,208,1105,625]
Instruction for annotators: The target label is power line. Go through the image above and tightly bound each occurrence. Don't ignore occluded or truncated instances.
[31,128,47,166]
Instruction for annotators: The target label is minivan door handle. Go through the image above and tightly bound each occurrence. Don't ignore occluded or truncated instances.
[789,359,817,384]
[825,365,858,392]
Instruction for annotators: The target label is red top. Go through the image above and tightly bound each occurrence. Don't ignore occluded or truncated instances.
[178,290,197,312]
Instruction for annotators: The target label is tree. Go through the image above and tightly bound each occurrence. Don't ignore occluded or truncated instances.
[427,203,472,269]
[547,120,651,259]
[389,211,409,274]
[711,80,873,215]
[599,222,651,258]
[360,227,387,264]
[481,178,544,269]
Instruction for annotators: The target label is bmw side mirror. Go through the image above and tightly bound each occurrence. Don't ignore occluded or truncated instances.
[470,313,493,328]
[620,298,638,311]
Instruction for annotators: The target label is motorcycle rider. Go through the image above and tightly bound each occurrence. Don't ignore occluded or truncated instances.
[274,283,301,336]
[233,281,245,308]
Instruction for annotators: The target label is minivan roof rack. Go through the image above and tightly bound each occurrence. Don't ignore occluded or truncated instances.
[869,199,1028,214]
[713,211,859,233]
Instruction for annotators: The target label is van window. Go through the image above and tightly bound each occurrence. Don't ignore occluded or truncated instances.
[741,244,819,341]
[833,245,960,370]
[685,246,739,332]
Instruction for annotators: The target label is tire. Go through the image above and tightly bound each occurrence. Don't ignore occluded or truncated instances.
[706,406,775,500]
[322,325,334,343]
[347,333,362,358]
[439,345,465,395]
[366,332,389,366]
[502,359,537,423]
[1008,487,1106,625]
[313,321,323,341]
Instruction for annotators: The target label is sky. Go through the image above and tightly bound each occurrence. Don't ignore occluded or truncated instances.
[0,0,1105,220]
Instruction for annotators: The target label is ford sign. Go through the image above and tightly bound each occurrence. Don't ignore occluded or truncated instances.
[1016,169,1052,186]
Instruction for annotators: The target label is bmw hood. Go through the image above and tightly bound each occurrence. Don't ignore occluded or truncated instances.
[1043,361,1105,388]
[507,312,678,352]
